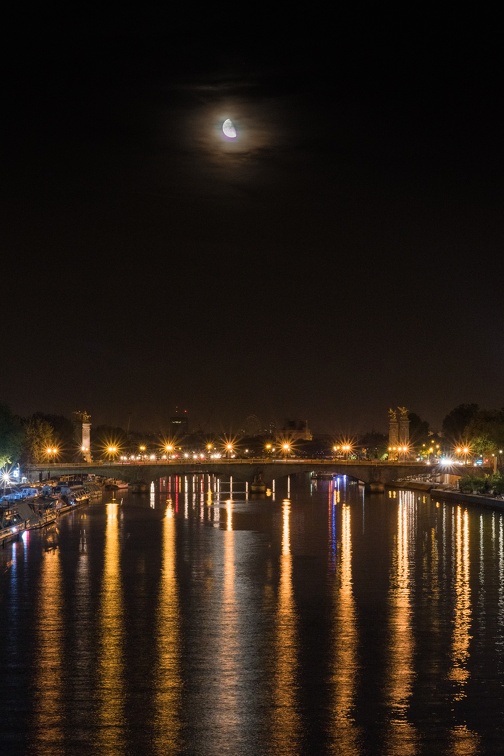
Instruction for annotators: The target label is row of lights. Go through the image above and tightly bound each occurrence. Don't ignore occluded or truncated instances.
[44,443,504,466]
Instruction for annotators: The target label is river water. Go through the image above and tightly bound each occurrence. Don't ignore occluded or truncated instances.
[1,473,504,756]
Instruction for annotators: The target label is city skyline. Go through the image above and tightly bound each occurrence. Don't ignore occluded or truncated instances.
[3,12,502,436]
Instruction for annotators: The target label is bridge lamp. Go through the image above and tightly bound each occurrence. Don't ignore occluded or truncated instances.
[341,444,352,459]
[492,449,503,473]
[46,447,58,463]
[455,446,471,465]
[282,443,291,459]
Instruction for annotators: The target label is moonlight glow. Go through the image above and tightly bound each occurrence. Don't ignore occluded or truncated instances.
[222,118,237,139]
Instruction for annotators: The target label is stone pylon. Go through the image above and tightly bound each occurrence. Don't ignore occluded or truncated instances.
[81,421,92,463]
[74,410,92,463]
[388,408,399,448]
[397,406,410,447]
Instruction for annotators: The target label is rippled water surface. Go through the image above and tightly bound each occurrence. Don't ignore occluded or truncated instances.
[1,474,504,755]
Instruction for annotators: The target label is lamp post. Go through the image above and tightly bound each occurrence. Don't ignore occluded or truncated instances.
[493,449,503,473]
[46,447,57,464]
[107,445,118,462]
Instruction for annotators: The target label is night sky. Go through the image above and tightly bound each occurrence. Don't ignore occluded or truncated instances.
[2,11,503,436]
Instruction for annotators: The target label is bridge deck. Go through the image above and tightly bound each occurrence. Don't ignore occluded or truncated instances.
[26,459,486,488]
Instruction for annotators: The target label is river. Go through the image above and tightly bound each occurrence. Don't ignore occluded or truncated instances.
[1,473,503,755]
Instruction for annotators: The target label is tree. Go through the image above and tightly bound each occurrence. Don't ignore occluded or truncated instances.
[358,431,388,459]
[407,413,430,447]
[442,404,480,442]
[30,412,77,461]
[0,403,24,468]
[465,409,504,467]
[21,417,58,465]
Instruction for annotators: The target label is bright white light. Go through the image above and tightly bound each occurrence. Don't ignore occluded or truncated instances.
[222,118,237,139]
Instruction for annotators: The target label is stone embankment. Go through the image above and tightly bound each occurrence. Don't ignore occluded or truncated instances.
[389,477,504,512]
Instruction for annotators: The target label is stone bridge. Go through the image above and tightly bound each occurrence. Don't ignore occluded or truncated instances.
[27,459,489,489]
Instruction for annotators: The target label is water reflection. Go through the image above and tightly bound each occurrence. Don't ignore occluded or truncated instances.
[329,499,361,753]
[270,498,301,753]
[384,489,417,753]
[448,506,480,754]
[213,499,240,747]
[31,545,64,753]
[5,476,504,754]
[449,507,472,698]
[97,499,126,751]
[73,514,93,741]
[152,500,182,753]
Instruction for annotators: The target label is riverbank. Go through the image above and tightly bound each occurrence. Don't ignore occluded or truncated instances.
[389,478,504,512]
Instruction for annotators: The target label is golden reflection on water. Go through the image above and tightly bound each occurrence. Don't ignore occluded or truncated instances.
[384,490,417,754]
[31,545,64,753]
[270,498,301,754]
[74,516,92,730]
[447,507,480,754]
[219,501,239,730]
[449,507,472,697]
[97,501,126,752]
[498,516,504,633]
[329,501,361,753]
[152,501,182,754]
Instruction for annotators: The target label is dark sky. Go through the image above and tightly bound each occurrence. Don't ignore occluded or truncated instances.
[2,11,503,436]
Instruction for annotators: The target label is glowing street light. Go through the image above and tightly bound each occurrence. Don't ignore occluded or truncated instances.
[492,449,503,473]
[46,447,58,463]
[455,446,471,465]
[341,444,352,459]
[281,442,291,459]
[106,445,118,461]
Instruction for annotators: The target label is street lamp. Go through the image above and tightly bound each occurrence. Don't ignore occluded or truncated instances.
[107,445,118,462]
[341,444,352,459]
[455,446,470,465]
[492,449,503,473]
[46,447,58,463]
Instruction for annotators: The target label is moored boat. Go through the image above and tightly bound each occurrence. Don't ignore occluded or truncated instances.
[128,479,149,493]
[103,478,129,490]
[250,473,267,493]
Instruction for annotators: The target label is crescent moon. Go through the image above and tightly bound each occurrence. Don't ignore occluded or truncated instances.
[222,118,237,139]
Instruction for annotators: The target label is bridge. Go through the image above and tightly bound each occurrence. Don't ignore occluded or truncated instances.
[26,459,489,490]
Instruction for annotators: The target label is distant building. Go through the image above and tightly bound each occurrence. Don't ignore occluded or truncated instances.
[169,414,189,439]
[279,419,313,441]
